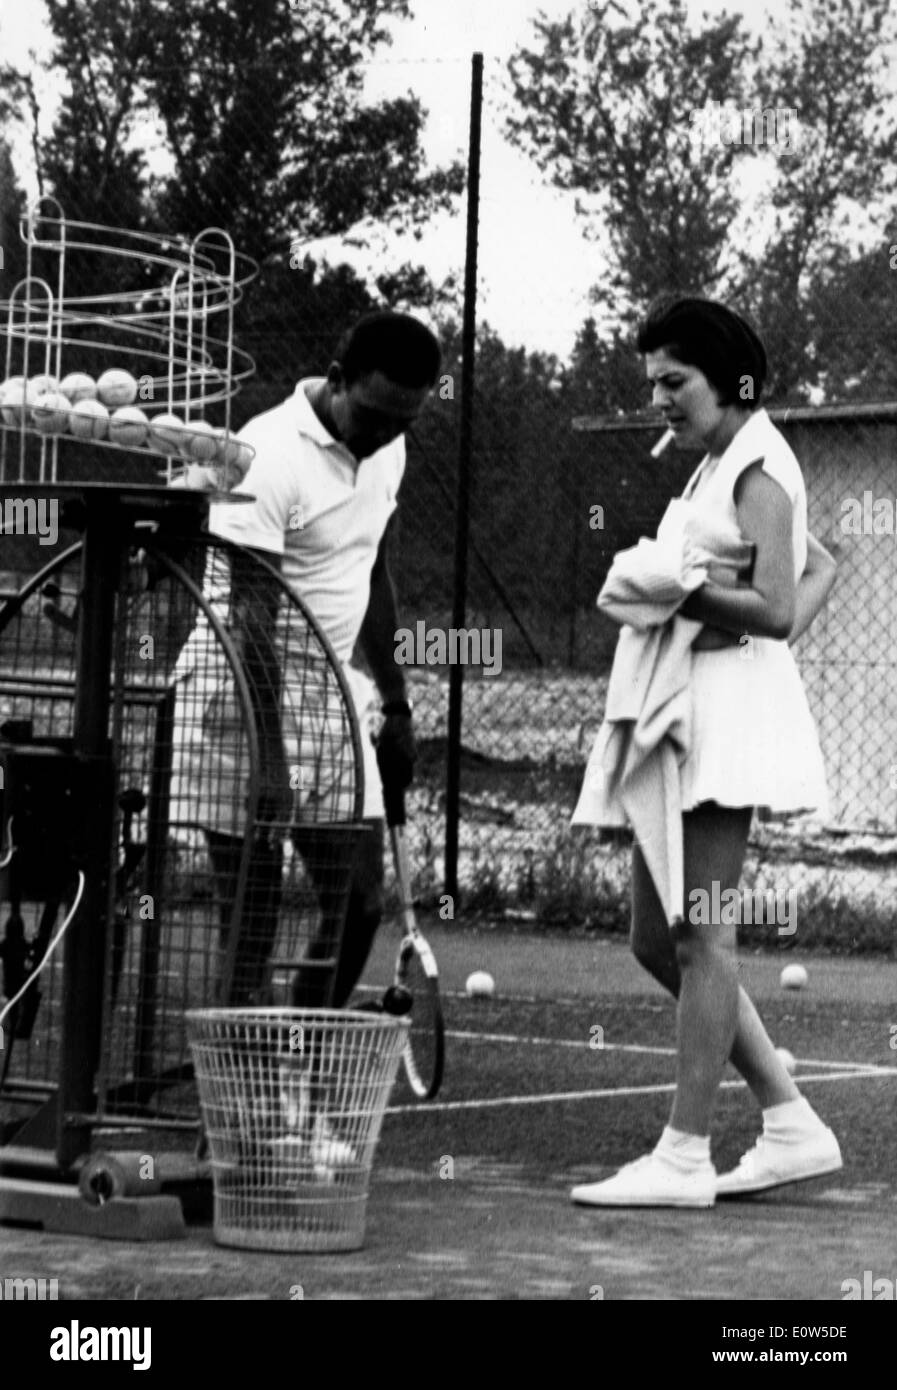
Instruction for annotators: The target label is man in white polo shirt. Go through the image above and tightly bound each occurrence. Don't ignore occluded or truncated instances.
[201,311,441,1009]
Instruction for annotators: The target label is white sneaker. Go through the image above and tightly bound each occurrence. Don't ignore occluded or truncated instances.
[716,1125,842,1197]
[571,1152,716,1208]
[310,1113,357,1169]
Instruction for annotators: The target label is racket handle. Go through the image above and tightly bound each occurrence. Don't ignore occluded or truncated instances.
[390,823,416,925]
[381,778,405,828]
[376,742,407,827]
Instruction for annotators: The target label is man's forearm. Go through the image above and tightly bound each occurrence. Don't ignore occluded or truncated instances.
[358,561,407,704]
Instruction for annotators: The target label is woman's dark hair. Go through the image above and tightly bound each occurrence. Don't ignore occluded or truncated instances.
[335,311,442,389]
[636,293,767,408]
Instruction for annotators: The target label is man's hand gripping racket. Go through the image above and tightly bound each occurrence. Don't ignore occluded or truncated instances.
[377,743,445,1100]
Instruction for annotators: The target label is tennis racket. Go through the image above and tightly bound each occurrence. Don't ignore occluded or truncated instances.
[378,766,444,1100]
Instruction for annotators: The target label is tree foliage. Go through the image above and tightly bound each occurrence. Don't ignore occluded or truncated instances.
[0,139,29,289]
[144,0,464,260]
[507,0,757,316]
[0,0,463,277]
[740,0,897,398]
[506,0,897,402]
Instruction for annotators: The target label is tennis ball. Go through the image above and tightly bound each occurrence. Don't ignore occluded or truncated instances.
[148,411,187,454]
[108,405,149,448]
[0,377,38,425]
[68,398,110,439]
[465,970,495,998]
[780,963,808,990]
[181,419,220,462]
[97,368,139,408]
[0,375,25,403]
[775,1046,797,1075]
[29,372,59,396]
[31,389,72,434]
[167,461,217,491]
[212,428,253,488]
[59,371,98,404]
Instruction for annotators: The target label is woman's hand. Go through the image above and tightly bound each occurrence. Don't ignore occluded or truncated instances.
[788,534,837,644]
[691,625,744,651]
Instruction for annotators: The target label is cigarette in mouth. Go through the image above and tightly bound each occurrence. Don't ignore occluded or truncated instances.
[650,427,676,459]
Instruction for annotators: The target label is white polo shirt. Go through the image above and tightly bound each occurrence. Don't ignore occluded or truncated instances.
[170,380,404,829]
[208,379,406,663]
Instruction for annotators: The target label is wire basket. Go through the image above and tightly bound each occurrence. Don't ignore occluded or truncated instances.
[186,1008,408,1252]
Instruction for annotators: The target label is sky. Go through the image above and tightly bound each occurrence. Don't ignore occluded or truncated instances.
[0,0,884,360]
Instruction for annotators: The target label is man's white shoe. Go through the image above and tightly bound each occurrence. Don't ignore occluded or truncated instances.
[571,1152,716,1208]
[716,1126,842,1197]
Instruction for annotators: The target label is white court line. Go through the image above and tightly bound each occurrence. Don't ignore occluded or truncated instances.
[386,1066,897,1116]
[446,1028,888,1073]
[448,1028,673,1056]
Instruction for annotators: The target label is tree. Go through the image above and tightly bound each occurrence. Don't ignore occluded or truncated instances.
[738,0,897,399]
[802,231,897,402]
[0,0,466,431]
[506,0,897,402]
[563,316,645,418]
[144,0,464,264]
[0,0,164,303]
[0,1,463,292]
[24,0,158,230]
[506,0,758,321]
[0,139,29,290]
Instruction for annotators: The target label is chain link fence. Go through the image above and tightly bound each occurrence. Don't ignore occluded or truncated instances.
[391,390,897,950]
[2,35,896,949]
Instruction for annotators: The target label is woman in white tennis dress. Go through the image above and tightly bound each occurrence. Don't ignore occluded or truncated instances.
[571,295,842,1209]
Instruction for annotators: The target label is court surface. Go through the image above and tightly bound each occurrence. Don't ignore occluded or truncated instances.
[2,924,895,1300]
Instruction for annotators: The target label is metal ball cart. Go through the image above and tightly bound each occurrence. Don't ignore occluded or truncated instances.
[0,204,367,1239]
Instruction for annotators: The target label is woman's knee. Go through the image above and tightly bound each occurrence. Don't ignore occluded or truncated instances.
[671,922,735,973]
[630,914,680,992]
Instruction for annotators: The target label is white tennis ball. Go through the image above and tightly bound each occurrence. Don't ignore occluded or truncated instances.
[0,377,38,425]
[167,461,218,491]
[466,970,495,998]
[148,411,187,454]
[0,377,21,411]
[775,1047,797,1075]
[59,371,98,404]
[780,963,808,990]
[97,368,138,408]
[181,419,220,462]
[108,405,149,448]
[68,398,110,439]
[212,428,253,487]
[29,372,59,396]
[31,389,72,433]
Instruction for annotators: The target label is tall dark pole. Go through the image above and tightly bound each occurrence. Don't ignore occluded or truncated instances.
[445,52,482,903]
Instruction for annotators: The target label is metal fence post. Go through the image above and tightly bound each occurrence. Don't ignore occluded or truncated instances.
[444,51,482,903]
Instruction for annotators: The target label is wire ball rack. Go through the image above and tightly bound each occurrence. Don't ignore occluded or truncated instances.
[0,198,259,488]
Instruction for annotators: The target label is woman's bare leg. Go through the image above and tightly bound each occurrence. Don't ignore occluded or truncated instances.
[629,807,798,1130]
